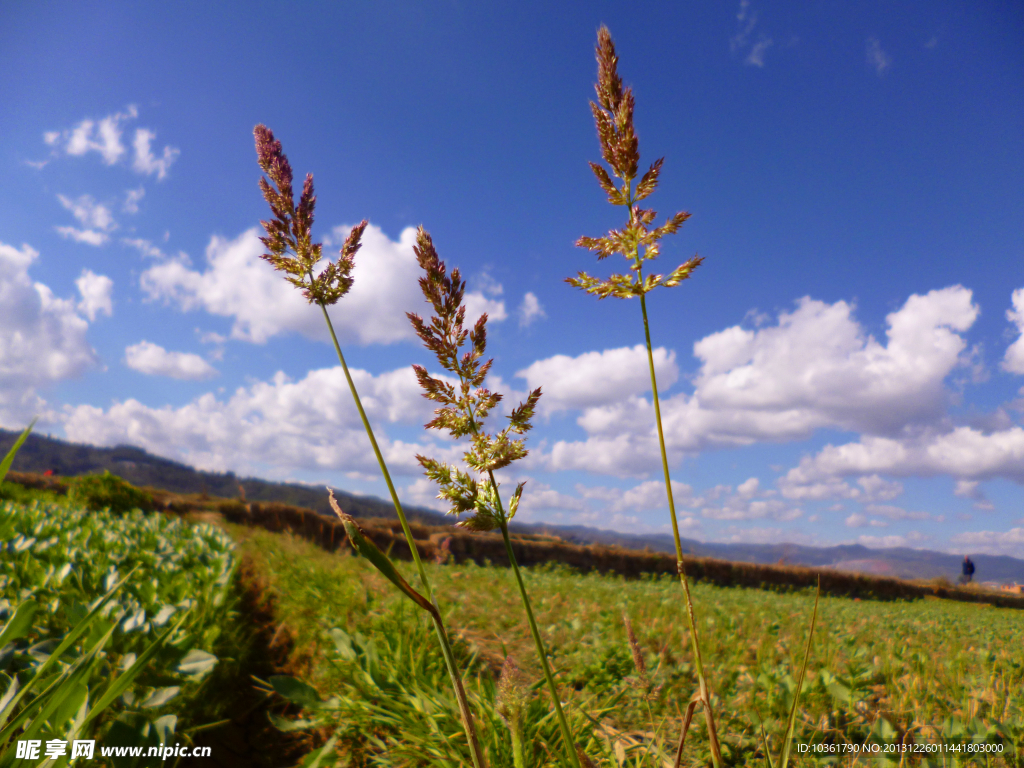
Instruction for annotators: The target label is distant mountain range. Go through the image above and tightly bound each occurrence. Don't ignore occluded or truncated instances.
[513,523,1024,583]
[4,427,1023,584]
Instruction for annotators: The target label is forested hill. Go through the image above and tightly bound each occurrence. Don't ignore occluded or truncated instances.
[0,427,448,525]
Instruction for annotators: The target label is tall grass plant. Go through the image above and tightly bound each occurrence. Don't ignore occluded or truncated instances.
[253,127,486,766]
[569,27,823,767]
[407,229,580,766]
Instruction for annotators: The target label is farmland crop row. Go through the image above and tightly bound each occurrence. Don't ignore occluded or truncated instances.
[1,497,236,763]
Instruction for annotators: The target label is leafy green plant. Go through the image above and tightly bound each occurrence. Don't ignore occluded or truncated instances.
[407,228,582,767]
[253,126,486,767]
[67,471,154,515]
[1,500,233,652]
[0,572,190,768]
[0,423,232,764]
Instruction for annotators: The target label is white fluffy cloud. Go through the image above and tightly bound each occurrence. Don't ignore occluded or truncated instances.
[545,287,979,476]
[577,478,693,515]
[1003,288,1024,374]
[864,504,933,522]
[692,286,977,435]
[62,364,444,477]
[696,482,802,522]
[953,479,994,511]
[132,128,180,180]
[746,37,772,67]
[950,527,1024,558]
[781,427,1024,490]
[42,106,178,180]
[56,194,117,246]
[518,292,546,328]
[570,475,800,524]
[55,227,107,246]
[122,238,168,259]
[855,532,926,549]
[124,341,217,380]
[0,242,97,424]
[730,0,772,67]
[514,480,588,520]
[45,106,137,165]
[516,344,678,415]
[75,270,113,321]
[140,225,506,346]
[778,472,903,503]
[866,37,891,75]
[123,187,145,214]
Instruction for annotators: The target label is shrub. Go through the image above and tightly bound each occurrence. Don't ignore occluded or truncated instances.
[67,470,155,514]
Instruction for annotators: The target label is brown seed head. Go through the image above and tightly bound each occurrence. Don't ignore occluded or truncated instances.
[572,29,703,301]
[409,228,542,529]
[496,656,527,727]
[623,612,649,686]
[253,124,367,306]
[595,26,623,114]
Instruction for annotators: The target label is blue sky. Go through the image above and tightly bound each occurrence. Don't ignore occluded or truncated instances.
[2,1,1023,556]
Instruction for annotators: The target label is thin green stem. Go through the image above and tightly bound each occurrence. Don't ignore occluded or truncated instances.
[497,513,581,768]
[510,722,527,768]
[454,367,579,767]
[319,303,430,594]
[638,289,722,768]
[432,279,580,765]
[318,301,486,768]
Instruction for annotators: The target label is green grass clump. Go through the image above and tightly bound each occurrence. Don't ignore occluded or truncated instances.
[0,480,62,507]
[67,470,155,514]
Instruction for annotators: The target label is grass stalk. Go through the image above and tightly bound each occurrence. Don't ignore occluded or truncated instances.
[570,27,719,766]
[254,126,485,768]
[497,515,581,768]
[318,283,487,768]
[409,227,581,767]
[318,302,430,592]
[777,580,821,768]
[640,290,723,767]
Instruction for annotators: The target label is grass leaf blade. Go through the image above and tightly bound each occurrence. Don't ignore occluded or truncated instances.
[778,579,821,768]
[0,419,35,484]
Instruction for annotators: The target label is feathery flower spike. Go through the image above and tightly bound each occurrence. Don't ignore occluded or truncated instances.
[254,124,367,307]
[409,228,581,768]
[569,28,702,301]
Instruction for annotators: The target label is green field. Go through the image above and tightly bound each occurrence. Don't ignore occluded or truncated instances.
[3,479,1023,767]
[233,525,1024,767]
